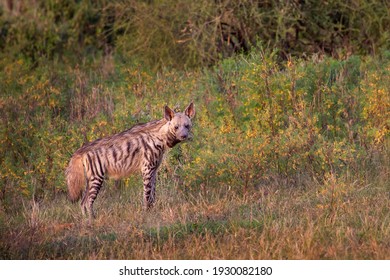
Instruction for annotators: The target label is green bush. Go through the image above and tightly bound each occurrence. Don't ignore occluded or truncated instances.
[4,48,389,202]
[1,0,389,68]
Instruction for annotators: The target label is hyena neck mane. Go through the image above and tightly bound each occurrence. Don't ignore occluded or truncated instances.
[126,118,180,148]
[126,119,168,134]
[76,117,181,156]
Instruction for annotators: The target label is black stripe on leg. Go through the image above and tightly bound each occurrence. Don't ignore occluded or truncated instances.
[95,151,104,177]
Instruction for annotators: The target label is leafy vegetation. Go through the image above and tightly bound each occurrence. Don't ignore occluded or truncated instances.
[0,1,389,259]
[1,0,389,68]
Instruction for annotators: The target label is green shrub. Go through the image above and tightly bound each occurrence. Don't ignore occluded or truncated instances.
[1,0,389,68]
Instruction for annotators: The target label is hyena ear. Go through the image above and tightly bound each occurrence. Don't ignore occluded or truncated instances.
[184,102,195,119]
[164,105,175,121]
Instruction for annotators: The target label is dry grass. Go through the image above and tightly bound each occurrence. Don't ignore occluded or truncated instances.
[1,167,388,260]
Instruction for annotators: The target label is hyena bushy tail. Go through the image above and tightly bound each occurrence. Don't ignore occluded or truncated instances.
[65,154,85,202]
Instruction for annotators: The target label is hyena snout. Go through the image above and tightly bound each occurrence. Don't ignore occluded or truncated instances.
[179,133,188,140]
[177,127,191,141]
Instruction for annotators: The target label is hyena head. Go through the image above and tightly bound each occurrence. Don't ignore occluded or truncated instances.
[164,102,195,145]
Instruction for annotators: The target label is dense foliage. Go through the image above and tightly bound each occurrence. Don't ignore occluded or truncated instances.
[1,0,389,68]
[1,49,389,202]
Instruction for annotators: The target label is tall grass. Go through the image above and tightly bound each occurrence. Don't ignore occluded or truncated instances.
[1,169,388,259]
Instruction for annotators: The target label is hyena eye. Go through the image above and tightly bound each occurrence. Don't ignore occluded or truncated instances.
[174,125,179,130]
[185,124,190,129]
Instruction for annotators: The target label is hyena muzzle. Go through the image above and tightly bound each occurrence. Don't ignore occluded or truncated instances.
[65,103,195,219]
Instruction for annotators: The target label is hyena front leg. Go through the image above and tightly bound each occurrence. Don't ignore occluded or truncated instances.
[81,176,104,219]
[142,164,158,210]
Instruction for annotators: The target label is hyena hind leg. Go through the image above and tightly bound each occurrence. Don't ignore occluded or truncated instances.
[81,177,104,219]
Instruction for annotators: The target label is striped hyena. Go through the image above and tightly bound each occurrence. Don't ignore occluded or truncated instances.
[65,103,195,218]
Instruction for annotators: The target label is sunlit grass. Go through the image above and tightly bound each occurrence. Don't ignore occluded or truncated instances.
[1,166,388,259]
